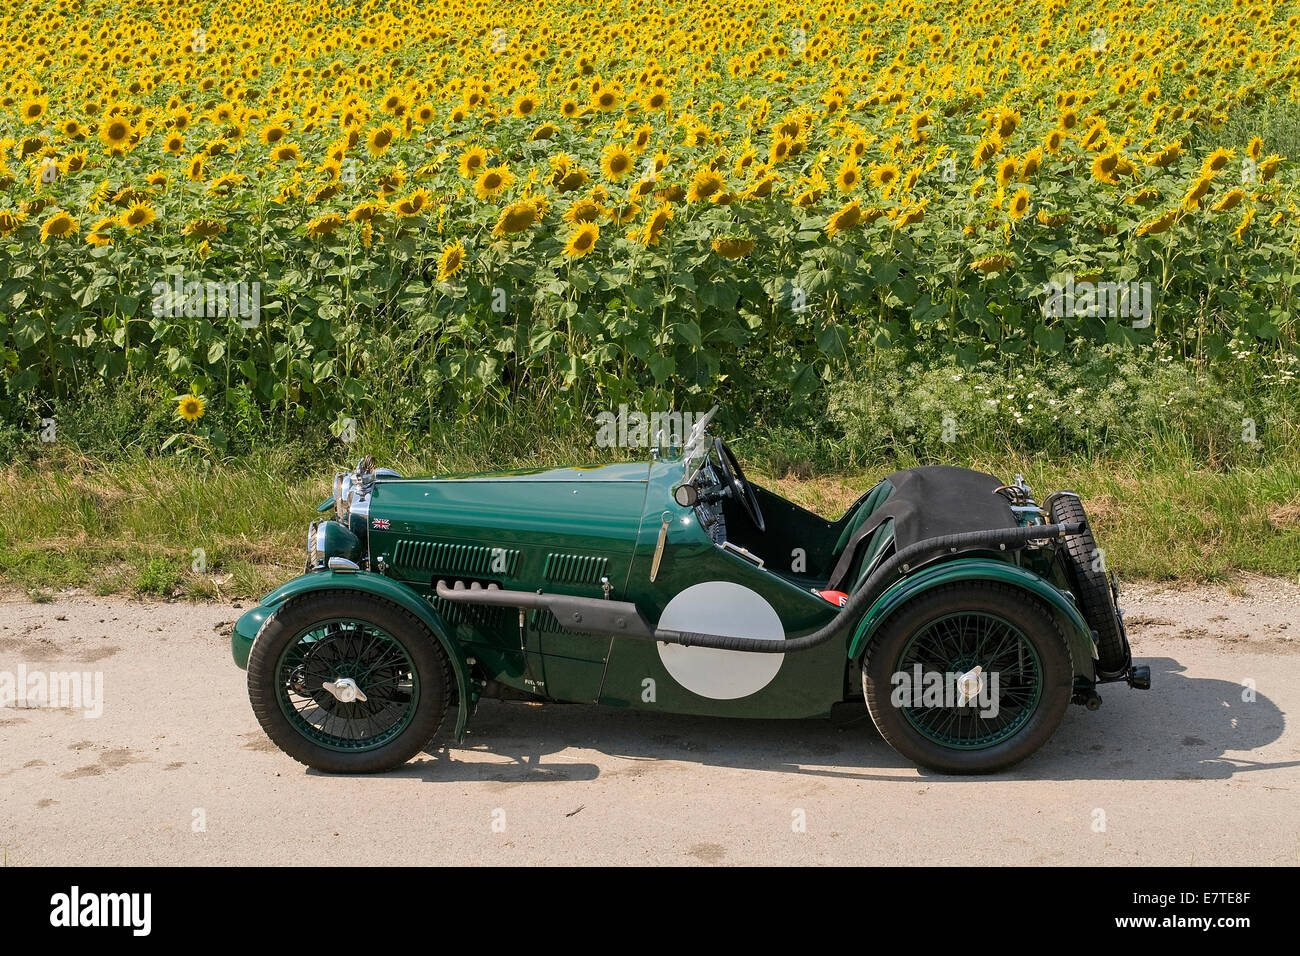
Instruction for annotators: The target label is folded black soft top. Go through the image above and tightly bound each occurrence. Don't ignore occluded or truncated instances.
[827,466,1018,591]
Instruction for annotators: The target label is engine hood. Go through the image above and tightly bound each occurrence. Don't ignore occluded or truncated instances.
[423,461,653,483]
[363,461,657,577]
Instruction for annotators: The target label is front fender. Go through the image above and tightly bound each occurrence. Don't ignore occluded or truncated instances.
[846,558,1097,680]
[231,570,479,742]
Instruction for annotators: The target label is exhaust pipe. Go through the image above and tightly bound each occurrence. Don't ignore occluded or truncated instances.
[436,519,1088,654]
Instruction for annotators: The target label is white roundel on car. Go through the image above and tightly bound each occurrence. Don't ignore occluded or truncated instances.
[656,581,785,700]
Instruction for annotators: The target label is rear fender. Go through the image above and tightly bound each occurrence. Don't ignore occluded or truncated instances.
[232,570,478,741]
[846,558,1097,681]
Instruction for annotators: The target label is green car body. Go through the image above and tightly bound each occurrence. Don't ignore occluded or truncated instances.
[233,424,1146,776]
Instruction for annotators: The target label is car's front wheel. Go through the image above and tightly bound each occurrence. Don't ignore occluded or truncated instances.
[247,590,450,773]
[862,581,1073,774]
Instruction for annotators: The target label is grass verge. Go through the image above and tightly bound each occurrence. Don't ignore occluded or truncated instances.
[1,442,1296,601]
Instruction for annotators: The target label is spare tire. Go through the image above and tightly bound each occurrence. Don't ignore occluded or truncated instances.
[1046,492,1129,677]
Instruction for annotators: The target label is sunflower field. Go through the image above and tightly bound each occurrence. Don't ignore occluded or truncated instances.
[1,0,1299,448]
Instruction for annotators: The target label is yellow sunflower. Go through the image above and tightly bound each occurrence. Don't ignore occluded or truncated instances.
[1091,151,1120,184]
[769,135,795,164]
[437,240,466,280]
[1233,207,1255,241]
[0,209,29,235]
[184,219,225,239]
[85,217,115,247]
[972,138,999,167]
[1182,176,1212,209]
[826,199,863,238]
[606,200,641,225]
[635,204,673,246]
[1137,209,1179,236]
[970,254,1013,274]
[590,88,619,112]
[1212,189,1246,213]
[260,124,289,146]
[745,172,778,199]
[1146,141,1182,168]
[563,221,600,257]
[712,237,755,259]
[306,214,344,237]
[393,188,432,217]
[1203,147,1233,174]
[493,200,540,236]
[348,201,385,223]
[475,166,514,200]
[564,198,604,224]
[119,202,155,230]
[996,156,1017,187]
[894,200,927,228]
[1008,189,1031,219]
[366,123,398,156]
[835,160,861,192]
[176,395,206,421]
[21,97,47,123]
[601,144,634,181]
[98,117,133,150]
[39,210,77,242]
[458,146,488,178]
[686,167,725,203]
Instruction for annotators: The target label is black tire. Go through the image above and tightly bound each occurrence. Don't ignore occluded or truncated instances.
[1047,492,1128,676]
[863,581,1073,774]
[247,590,450,773]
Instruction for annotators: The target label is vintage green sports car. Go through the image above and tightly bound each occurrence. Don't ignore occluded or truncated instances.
[232,409,1149,774]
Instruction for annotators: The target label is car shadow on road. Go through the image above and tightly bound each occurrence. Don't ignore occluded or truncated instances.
[1021,655,1295,782]
[380,655,1291,784]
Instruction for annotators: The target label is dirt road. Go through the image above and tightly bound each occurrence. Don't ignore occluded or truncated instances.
[2,576,1298,866]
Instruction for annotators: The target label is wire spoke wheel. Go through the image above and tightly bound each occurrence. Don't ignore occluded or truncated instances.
[275,617,419,753]
[896,612,1043,750]
[863,581,1073,774]
[248,591,451,773]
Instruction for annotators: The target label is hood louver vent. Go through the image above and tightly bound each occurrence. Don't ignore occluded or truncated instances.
[392,540,520,578]
[530,608,564,633]
[429,595,507,631]
[543,553,608,585]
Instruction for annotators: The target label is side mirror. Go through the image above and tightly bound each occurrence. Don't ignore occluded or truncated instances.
[673,483,699,508]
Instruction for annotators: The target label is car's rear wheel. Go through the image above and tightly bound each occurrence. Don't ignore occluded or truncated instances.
[863,581,1073,774]
[247,590,449,773]
[1046,492,1128,677]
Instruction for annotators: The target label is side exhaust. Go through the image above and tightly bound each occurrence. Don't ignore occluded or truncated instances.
[436,519,1088,655]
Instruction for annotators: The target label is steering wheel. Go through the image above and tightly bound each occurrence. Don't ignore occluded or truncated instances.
[713,438,766,533]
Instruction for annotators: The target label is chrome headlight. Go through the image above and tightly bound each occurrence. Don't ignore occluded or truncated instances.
[309,518,361,569]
